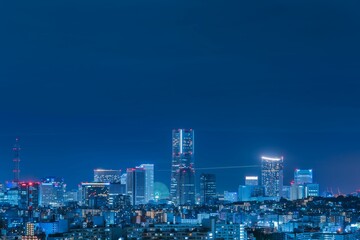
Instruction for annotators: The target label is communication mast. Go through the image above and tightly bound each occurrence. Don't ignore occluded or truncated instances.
[13,137,21,182]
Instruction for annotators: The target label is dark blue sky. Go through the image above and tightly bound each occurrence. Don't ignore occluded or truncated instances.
[1,0,360,193]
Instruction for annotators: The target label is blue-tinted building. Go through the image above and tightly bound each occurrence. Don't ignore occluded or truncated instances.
[261,156,284,198]
[200,174,216,205]
[40,177,66,207]
[126,167,145,205]
[294,169,313,185]
[170,129,195,205]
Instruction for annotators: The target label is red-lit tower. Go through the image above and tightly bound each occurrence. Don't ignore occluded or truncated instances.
[13,137,21,182]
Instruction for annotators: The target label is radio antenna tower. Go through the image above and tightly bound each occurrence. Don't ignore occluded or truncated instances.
[13,137,21,182]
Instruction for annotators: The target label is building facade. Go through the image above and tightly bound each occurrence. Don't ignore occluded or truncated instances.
[81,182,110,207]
[200,173,216,205]
[294,169,313,185]
[39,177,66,207]
[261,156,284,198]
[18,182,40,210]
[126,168,145,205]
[245,176,259,186]
[170,129,195,205]
[138,164,154,203]
[94,169,121,183]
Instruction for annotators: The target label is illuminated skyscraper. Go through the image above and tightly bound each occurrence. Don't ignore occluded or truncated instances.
[200,173,216,205]
[81,182,110,207]
[138,164,154,203]
[261,156,284,197]
[126,167,145,205]
[170,129,195,204]
[294,169,313,185]
[18,181,40,210]
[94,169,121,183]
[39,177,66,207]
[178,167,195,205]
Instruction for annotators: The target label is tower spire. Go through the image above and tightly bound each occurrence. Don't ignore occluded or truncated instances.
[13,137,21,182]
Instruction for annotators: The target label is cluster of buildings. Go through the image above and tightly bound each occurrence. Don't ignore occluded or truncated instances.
[0,130,358,239]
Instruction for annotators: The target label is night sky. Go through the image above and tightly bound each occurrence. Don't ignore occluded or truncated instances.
[1,0,360,194]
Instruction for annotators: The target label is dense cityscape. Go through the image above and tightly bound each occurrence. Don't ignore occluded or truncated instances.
[0,129,360,240]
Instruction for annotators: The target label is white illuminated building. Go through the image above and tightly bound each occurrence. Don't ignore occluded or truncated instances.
[261,156,284,198]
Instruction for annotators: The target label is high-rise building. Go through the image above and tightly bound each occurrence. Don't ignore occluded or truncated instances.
[39,177,66,207]
[200,173,216,205]
[81,182,110,207]
[291,169,319,200]
[94,169,121,183]
[245,176,258,186]
[170,129,195,204]
[107,182,126,208]
[126,168,145,205]
[305,183,319,197]
[261,156,284,198]
[282,186,291,199]
[294,169,313,185]
[18,181,40,210]
[238,185,253,202]
[175,167,195,205]
[290,183,306,200]
[138,164,154,203]
[238,186,264,201]
[64,189,79,203]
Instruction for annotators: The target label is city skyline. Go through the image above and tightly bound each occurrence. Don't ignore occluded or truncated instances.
[2,0,360,238]
[0,133,355,196]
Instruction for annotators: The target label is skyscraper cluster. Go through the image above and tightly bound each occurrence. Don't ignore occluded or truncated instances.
[236,156,320,202]
[0,131,322,211]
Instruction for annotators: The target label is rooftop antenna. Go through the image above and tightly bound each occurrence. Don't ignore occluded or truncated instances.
[13,137,21,182]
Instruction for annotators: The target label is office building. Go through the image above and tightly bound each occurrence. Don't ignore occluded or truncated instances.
[138,164,154,203]
[39,177,66,207]
[108,183,126,207]
[305,183,319,197]
[18,182,40,210]
[81,182,110,207]
[126,167,146,205]
[94,169,121,183]
[238,185,253,202]
[290,183,306,200]
[294,169,313,185]
[290,183,319,200]
[64,189,79,203]
[282,186,291,199]
[261,156,284,197]
[177,167,196,205]
[238,184,264,201]
[200,173,216,205]
[245,176,258,186]
[170,129,195,204]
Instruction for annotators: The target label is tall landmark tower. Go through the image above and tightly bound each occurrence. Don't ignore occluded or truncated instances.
[13,138,21,183]
[170,129,195,205]
[261,156,284,198]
